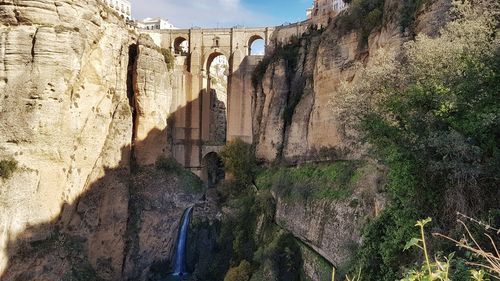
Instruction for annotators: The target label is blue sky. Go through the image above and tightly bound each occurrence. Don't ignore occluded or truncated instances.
[131,0,312,28]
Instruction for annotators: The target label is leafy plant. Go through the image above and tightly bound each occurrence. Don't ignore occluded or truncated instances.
[434,215,500,279]
[339,0,500,278]
[224,260,253,281]
[155,155,202,193]
[220,139,258,186]
[256,161,363,202]
[0,159,18,179]
[160,47,175,70]
[402,218,453,281]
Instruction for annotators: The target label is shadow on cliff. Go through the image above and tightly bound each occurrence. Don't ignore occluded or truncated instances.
[0,126,204,281]
[0,80,231,281]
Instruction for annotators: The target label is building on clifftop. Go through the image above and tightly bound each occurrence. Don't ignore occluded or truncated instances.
[136,18,177,30]
[104,0,131,20]
[307,0,348,27]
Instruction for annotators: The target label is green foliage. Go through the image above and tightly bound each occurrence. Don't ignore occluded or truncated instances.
[155,155,183,173]
[399,218,496,281]
[251,35,301,90]
[160,48,175,70]
[256,161,363,202]
[220,139,258,186]
[224,260,253,281]
[155,155,203,193]
[340,1,500,279]
[336,0,385,45]
[0,159,18,179]
[400,0,428,32]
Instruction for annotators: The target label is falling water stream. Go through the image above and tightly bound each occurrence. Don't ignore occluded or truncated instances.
[169,206,194,279]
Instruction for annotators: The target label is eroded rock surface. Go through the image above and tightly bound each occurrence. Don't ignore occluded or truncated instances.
[0,1,197,280]
[253,0,451,163]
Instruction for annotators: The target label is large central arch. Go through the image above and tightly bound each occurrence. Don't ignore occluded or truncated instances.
[200,52,229,145]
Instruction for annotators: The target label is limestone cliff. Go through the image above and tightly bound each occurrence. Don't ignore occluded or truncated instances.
[0,1,198,280]
[253,0,451,163]
[133,35,174,166]
[0,0,134,277]
[251,0,451,271]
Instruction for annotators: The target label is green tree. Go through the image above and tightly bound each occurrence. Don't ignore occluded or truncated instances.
[220,139,258,186]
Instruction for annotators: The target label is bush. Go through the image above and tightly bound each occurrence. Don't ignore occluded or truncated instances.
[251,36,301,90]
[155,155,183,173]
[160,48,174,70]
[0,159,17,179]
[400,0,428,32]
[223,260,253,281]
[256,161,363,202]
[336,0,385,45]
[220,139,258,186]
[155,155,202,193]
[338,0,500,278]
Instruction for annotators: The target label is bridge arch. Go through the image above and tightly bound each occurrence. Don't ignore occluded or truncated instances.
[201,152,225,188]
[202,52,229,144]
[247,34,265,55]
[173,36,189,55]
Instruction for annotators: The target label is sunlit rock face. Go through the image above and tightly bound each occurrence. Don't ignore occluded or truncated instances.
[133,34,174,166]
[252,0,451,268]
[0,0,135,276]
[253,0,451,163]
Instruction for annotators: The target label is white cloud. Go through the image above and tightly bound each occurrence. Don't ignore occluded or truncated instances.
[131,0,274,28]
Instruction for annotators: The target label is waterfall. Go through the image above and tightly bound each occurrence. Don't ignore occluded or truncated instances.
[171,206,194,276]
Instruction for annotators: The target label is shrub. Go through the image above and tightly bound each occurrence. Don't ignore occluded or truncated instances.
[220,139,258,186]
[256,161,363,202]
[155,155,202,193]
[160,48,174,70]
[337,0,500,278]
[0,159,18,179]
[223,260,253,281]
[251,36,301,90]
[155,155,183,174]
[400,0,429,32]
[336,0,385,45]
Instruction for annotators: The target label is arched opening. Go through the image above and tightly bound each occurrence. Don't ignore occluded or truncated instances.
[201,152,225,188]
[174,37,189,56]
[204,52,229,144]
[248,35,265,56]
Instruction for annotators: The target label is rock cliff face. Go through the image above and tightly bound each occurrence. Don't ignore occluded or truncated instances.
[0,0,134,276]
[0,1,198,280]
[133,35,173,166]
[253,0,450,163]
[275,163,387,268]
[252,0,451,270]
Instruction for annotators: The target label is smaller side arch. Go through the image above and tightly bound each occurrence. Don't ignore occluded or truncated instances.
[173,36,189,56]
[247,34,265,56]
[201,152,225,188]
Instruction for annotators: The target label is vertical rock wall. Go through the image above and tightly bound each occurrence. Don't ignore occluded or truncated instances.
[253,0,450,163]
[0,0,135,277]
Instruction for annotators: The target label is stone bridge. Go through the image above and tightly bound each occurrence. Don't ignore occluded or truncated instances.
[144,24,309,177]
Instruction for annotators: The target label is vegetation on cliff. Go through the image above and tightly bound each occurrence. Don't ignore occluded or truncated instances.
[335,0,500,279]
[155,155,203,193]
[0,159,17,179]
[219,139,258,186]
[256,161,363,201]
[187,140,334,281]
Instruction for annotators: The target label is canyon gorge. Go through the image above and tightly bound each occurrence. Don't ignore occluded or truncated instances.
[0,0,498,280]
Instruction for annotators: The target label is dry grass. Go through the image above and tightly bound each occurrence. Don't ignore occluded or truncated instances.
[434,213,500,279]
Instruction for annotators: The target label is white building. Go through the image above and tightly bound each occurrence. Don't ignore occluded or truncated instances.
[137,18,177,30]
[307,0,347,20]
[104,0,131,20]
